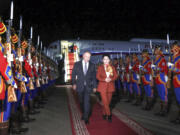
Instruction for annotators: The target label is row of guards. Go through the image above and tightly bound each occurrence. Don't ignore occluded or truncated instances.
[105,42,180,124]
[0,1,58,134]
[64,36,180,124]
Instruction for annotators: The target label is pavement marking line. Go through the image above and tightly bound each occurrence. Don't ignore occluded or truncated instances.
[67,88,90,135]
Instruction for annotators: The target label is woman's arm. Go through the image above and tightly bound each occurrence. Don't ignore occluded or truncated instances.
[96,66,106,82]
[92,64,97,88]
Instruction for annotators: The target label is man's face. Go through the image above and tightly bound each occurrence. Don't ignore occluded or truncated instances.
[126,56,130,63]
[172,46,179,55]
[83,52,91,62]
[142,53,146,58]
[133,56,136,62]
[154,49,160,55]
[113,59,118,64]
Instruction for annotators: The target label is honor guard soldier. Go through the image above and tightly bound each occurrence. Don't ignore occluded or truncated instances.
[125,55,133,102]
[120,57,127,96]
[0,20,17,135]
[10,31,29,134]
[152,46,168,116]
[168,42,180,124]
[140,49,154,110]
[131,53,142,105]
[113,58,121,101]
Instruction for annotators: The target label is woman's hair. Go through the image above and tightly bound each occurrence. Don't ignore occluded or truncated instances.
[102,54,110,59]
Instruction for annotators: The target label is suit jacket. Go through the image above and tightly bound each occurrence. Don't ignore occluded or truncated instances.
[72,60,97,93]
[96,64,118,93]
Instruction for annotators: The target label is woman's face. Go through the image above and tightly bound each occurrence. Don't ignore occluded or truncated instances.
[103,56,110,65]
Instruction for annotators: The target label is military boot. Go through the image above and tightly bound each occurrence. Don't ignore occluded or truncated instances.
[0,121,9,135]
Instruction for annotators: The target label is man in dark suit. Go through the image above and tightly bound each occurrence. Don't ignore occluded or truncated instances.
[72,51,97,124]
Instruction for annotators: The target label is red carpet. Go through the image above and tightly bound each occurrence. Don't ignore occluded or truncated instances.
[86,103,138,135]
[66,87,153,135]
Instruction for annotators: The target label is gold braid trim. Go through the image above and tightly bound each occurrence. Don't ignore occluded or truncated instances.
[7,86,17,102]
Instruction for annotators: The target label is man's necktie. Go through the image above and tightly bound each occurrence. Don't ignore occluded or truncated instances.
[84,62,88,75]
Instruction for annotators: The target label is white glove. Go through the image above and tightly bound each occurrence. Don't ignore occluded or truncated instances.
[168,62,174,67]
[8,54,14,62]
[151,64,156,68]
[29,59,32,65]
[19,56,24,62]
[129,65,132,70]
[36,63,39,67]
[24,77,27,82]
[137,74,140,79]
[139,65,143,69]
[14,83,17,89]
[165,75,168,82]
[150,75,152,81]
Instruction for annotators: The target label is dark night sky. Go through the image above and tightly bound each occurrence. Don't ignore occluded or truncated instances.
[1,0,180,46]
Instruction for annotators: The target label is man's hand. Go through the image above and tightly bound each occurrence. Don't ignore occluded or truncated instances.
[93,88,96,93]
[72,84,76,90]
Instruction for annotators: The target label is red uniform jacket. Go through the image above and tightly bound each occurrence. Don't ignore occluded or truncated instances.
[172,54,180,88]
[96,65,118,93]
[132,60,140,74]
[24,59,33,77]
[0,51,15,99]
[131,60,140,83]
[32,65,38,78]
[123,63,129,82]
[154,55,168,84]
[142,58,152,85]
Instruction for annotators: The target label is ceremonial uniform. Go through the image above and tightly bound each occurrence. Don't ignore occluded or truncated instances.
[10,37,29,133]
[141,51,154,110]
[120,61,127,95]
[168,44,180,113]
[0,22,17,134]
[113,59,121,101]
[124,55,133,102]
[172,54,180,104]
[141,57,153,98]
[152,49,169,115]
[131,56,141,96]
[154,56,168,101]
[131,54,141,105]
[0,46,16,121]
